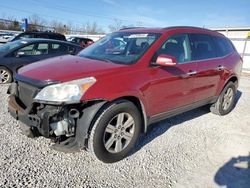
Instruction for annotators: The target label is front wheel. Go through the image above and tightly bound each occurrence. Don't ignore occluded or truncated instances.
[0,66,12,83]
[88,100,142,163]
[210,81,236,115]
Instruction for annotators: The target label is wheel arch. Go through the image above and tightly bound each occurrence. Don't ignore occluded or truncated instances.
[0,65,13,74]
[116,96,148,133]
[76,95,148,149]
[217,74,239,95]
[87,96,148,134]
[227,75,238,88]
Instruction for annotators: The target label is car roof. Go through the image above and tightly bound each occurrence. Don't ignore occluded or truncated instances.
[18,38,82,47]
[20,31,64,35]
[119,26,224,37]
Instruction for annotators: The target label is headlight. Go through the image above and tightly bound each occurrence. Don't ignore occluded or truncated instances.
[34,77,96,104]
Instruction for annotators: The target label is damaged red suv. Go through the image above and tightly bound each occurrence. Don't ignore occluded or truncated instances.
[8,27,242,163]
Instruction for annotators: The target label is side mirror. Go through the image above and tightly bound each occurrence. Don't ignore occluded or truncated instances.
[155,54,177,67]
[16,51,25,57]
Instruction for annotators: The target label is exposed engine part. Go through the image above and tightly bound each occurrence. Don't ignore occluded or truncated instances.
[68,108,80,118]
[50,119,75,137]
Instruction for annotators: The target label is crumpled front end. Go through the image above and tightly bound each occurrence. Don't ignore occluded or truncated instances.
[7,78,106,152]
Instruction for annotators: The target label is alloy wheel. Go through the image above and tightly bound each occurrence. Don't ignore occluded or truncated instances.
[103,112,135,153]
[0,69,10,84]
[222,87,234,110]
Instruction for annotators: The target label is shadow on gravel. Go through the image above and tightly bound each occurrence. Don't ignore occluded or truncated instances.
[234,90,242,106]
[131,90,242,156]
[214,155,250,188]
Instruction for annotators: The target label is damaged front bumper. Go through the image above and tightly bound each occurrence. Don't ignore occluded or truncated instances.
[8,94,75,138]
[7,82,107,152]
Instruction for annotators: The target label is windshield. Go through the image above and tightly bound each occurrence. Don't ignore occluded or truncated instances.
[79,32,161,64]
[0,40,27,53]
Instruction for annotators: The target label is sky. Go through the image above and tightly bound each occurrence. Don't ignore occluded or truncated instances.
[1,0,250,32]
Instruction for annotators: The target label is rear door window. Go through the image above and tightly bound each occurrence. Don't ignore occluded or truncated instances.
[189,34,217,61]
[35,43,49,55]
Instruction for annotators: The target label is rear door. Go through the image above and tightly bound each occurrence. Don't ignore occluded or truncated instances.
[189,33,223,101]
[147,33,198,115]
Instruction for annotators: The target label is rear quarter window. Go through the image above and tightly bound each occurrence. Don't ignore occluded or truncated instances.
[213,36,235,57]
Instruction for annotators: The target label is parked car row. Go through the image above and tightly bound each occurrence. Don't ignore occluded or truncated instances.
[0,32,17,43]
[0,31,95,83]
[6,26,242,163]
[0,39,83,83]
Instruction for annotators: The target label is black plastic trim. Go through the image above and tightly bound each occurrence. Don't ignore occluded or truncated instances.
[148,97,218,125]
[14,74,60,88]
[75,101,107,149]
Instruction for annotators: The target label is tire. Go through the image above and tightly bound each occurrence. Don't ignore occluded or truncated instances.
[88,100,142,163]
[210,81,236,116]
[0,66,12,83]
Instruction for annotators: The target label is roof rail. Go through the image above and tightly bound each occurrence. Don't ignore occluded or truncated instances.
[119,27,145,31]
[162,26,207,30]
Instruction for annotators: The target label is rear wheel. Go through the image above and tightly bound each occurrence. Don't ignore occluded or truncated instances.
[88,100,142,163]
[210,81,236,115]
[0,66,12,83]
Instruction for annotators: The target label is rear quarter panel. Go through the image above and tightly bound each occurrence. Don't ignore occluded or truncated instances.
[215,52,242,95]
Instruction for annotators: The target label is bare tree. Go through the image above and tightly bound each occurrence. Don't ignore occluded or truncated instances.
[28,14,46,31]
[108,19,123,32]
[50,20,68,34]
[84,22,104,34]
[0,18,20,31]
[0,14,106,34]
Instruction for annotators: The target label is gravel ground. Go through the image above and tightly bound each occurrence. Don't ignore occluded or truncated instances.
[0,76,250,188]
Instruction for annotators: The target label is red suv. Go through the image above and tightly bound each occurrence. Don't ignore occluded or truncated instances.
[8,27,242,163]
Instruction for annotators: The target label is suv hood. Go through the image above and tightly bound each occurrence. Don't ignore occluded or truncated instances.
[18,55,126,82]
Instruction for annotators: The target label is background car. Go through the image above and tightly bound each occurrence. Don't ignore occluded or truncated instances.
[67,36,94,48]
[0,33,16,43]
[0,39,83,83]
[9,31,66,42]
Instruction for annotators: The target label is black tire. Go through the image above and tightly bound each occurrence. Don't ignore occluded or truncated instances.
[0,66,12,83]
[210,81,236,116]
[88,100,142,163]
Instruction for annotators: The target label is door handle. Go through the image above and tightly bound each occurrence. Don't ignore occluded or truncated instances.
[187,70,197,76]
[216,65,225,71]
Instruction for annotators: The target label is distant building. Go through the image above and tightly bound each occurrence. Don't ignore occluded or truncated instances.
[212,27,250,71]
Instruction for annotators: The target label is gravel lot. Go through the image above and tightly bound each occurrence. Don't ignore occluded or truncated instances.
[0,75,250,188]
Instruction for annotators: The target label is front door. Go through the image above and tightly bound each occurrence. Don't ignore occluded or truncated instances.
[146,33,198,116]
[10,42,51,70]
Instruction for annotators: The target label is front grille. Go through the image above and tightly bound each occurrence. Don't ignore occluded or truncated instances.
[17,81,38,108]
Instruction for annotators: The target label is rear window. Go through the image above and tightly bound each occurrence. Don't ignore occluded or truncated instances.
[15,33,34,40]
[213,36,235,57]
[189,34,217,61]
